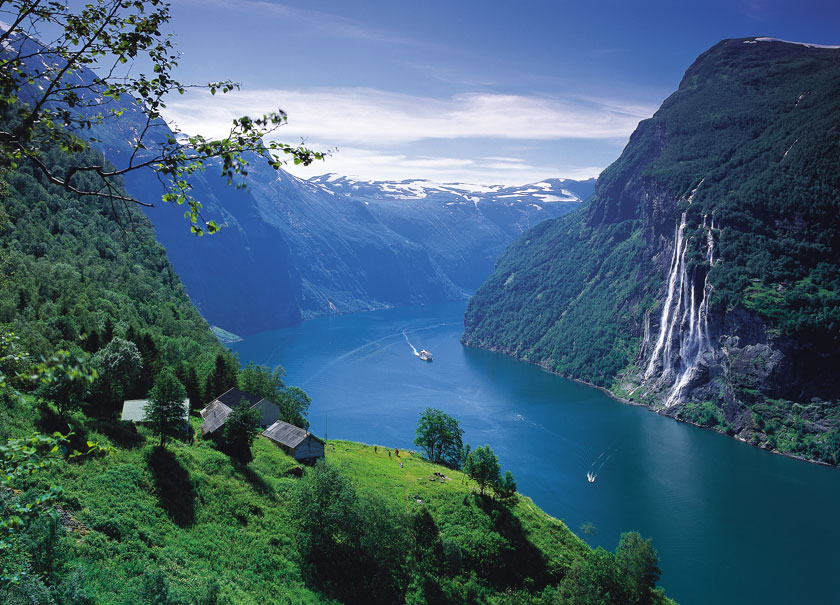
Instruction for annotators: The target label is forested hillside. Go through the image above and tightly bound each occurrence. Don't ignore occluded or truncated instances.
[0,141,238,426]
[464,37,840,463]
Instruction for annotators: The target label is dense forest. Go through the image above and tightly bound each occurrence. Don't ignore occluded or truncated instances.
[464,38,840,464]
[0,140,239,429]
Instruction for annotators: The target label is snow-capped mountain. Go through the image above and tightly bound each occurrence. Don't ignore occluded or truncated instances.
[123,150,592,333]
[140,170,593,334]
[307,174,593,208]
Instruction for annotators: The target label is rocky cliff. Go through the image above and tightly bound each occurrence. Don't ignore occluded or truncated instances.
[464,38,840,463]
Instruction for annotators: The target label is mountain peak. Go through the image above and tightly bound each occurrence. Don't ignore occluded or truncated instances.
[744,36,840,49]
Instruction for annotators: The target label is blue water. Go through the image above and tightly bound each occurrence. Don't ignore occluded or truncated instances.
[231,301,840,605]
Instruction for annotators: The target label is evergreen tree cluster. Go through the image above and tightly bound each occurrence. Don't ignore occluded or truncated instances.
[0,141,242,431]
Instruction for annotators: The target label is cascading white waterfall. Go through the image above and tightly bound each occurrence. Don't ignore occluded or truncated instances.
[643,213,717,407]
[644,213,688,380]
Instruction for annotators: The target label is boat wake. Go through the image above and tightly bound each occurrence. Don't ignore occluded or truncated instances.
[402,330,420,356]
[586,447,617,483]
[513,413,543,429]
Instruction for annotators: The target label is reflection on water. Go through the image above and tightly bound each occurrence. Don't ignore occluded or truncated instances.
[231,301,840,605]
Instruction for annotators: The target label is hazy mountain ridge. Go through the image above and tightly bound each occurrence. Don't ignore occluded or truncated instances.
[463,37,840,463]
[307,173,592,204]
[131,160,591,334]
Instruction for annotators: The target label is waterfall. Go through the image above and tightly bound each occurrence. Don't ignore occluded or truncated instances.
[644,214,688,380]
[643,213,717,407]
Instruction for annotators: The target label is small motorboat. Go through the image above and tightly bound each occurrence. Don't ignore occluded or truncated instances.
[586,472,596,483]
[418,349,433,361]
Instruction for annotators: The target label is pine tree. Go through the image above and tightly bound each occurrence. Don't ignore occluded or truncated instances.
[144,369,187,448]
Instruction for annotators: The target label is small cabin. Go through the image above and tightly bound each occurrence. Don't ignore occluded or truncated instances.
[248,398,281,428]
[262,420,325,463]
[200,388,280,436]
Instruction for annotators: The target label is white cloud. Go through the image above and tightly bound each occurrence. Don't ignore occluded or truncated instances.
[162,87,654,146]
[277,145,602,186]
[481,156,529,163]
[161,86,646,184]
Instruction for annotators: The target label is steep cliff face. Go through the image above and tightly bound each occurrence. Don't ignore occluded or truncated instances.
[464,38,840,463]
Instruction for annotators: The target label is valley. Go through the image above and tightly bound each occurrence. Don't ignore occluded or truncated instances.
[1,1,839,602]
[127,165,592,335]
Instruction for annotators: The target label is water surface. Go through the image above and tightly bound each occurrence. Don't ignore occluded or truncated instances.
[231,301,840,605]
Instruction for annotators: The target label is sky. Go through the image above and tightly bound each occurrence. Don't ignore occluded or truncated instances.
[159,0,840,185]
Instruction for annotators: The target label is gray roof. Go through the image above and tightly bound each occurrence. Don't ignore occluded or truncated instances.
[262,420,322,449]
[121,398,189,423]
[200,400,232,435]
[214,388,262,409]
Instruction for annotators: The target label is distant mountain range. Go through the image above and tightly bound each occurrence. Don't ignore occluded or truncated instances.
[127,162,593,335]
[463,37,840,464]
[307,174,594,205]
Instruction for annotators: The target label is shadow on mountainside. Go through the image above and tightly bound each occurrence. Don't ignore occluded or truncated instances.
[474,493,554,590]
[37,407,90,457]
[147,447,195,527]
[236,463,274,498]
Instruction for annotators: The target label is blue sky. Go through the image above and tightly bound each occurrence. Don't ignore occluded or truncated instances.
[161,0,840,184]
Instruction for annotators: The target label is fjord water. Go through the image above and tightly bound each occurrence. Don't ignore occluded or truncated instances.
[231,302,840,605]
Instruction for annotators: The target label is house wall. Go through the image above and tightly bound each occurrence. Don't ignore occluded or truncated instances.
[294,436,325,461]
[251,401,280,428]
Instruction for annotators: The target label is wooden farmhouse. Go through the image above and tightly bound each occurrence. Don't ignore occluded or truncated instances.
[262,420,325,463]
[200,388,280,437]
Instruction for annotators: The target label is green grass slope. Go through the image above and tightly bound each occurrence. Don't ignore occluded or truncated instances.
[3,403,674,603]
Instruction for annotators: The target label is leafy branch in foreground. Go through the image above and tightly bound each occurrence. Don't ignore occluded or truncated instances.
[0,0,325,234]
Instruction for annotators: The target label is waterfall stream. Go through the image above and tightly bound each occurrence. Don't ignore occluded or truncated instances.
[643,212,717,407]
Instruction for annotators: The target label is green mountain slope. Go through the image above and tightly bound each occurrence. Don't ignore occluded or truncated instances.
[0,142,234,427]
[464,37,840,464]
[0,149,221,358]
[4,407,675,604]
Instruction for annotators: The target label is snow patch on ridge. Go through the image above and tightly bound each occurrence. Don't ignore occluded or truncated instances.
[745,37,840,49]
[306,173,588,208]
